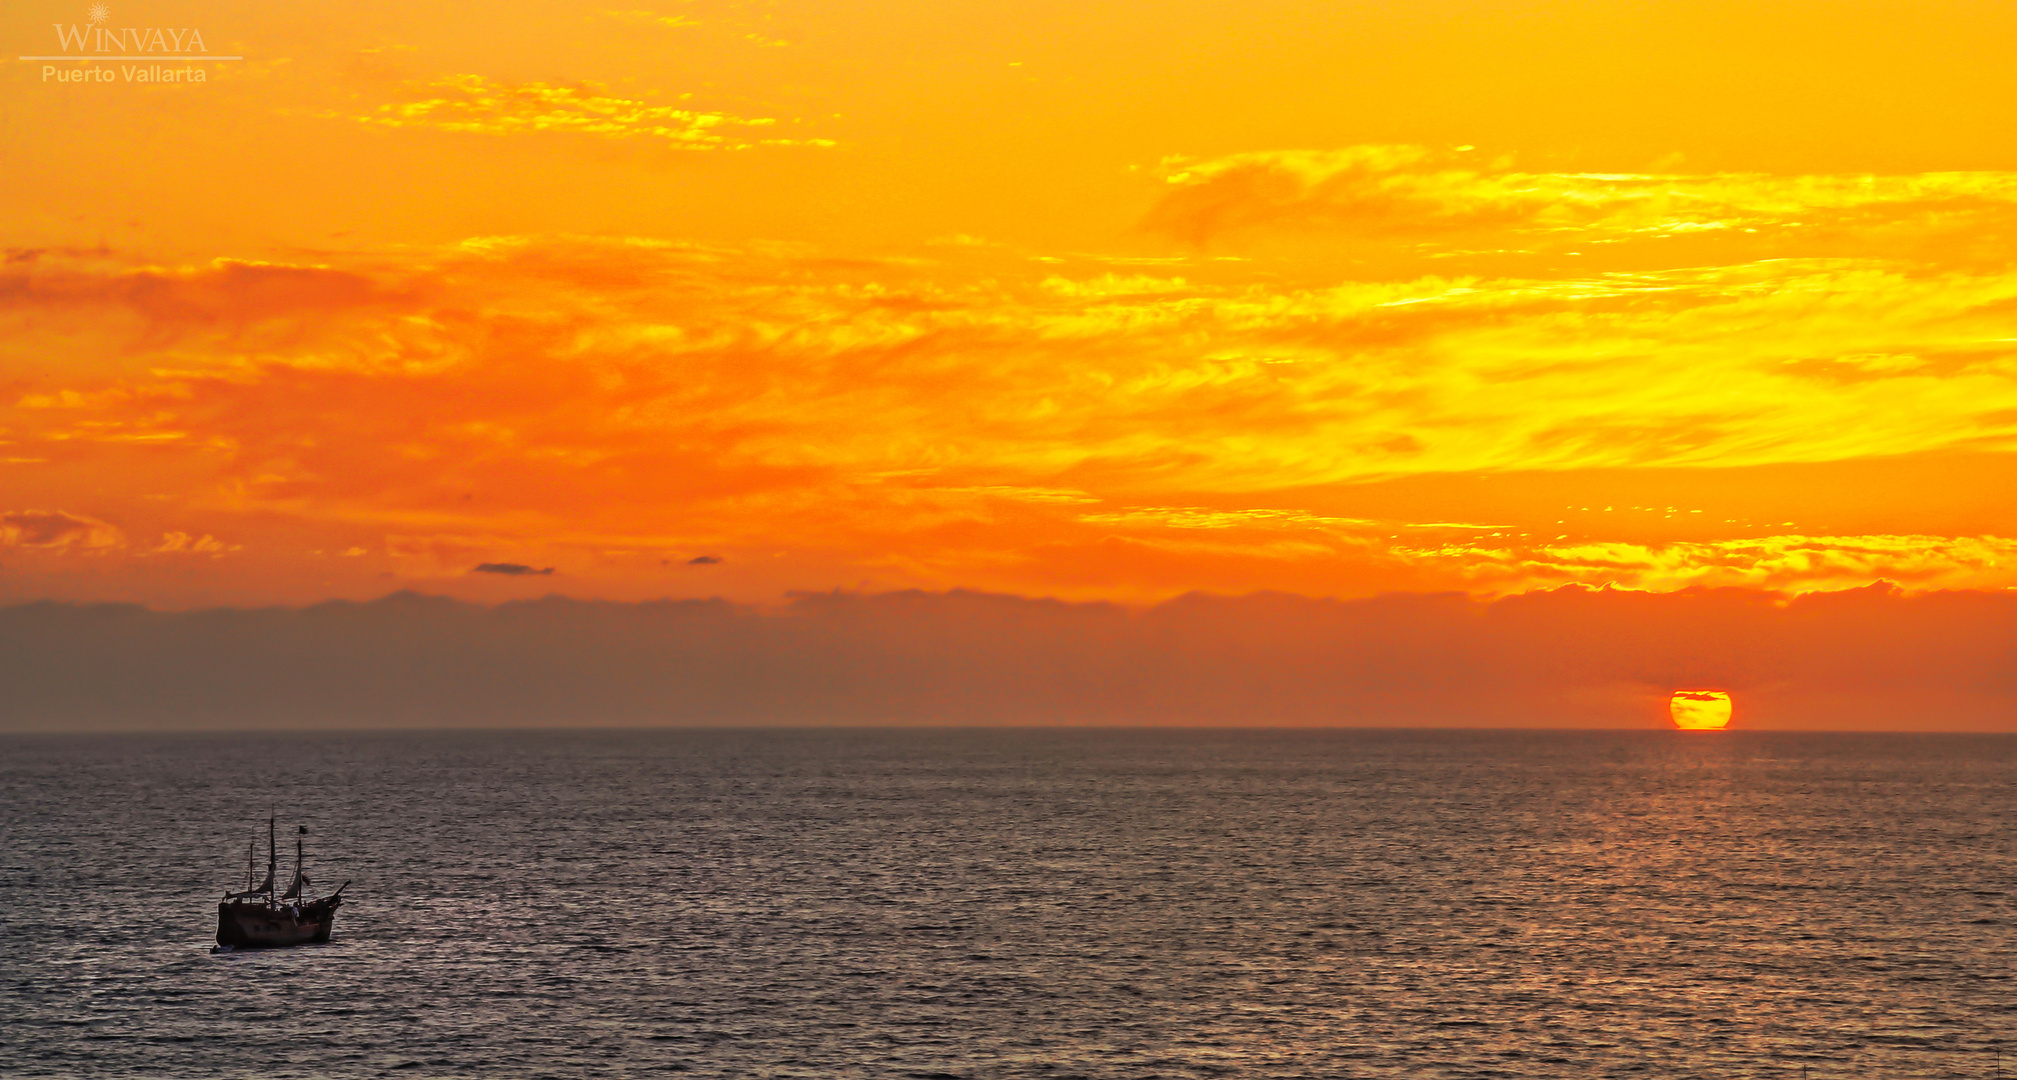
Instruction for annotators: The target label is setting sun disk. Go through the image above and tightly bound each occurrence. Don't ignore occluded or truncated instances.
[1670,690,1733,730]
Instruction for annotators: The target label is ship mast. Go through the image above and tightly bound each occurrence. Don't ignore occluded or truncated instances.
[266,814,277,896]
[281,824,309,900]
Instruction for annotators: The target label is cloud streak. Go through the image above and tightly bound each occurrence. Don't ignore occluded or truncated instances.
[0,511,124,551]
[1145,145,2017,256]
[353,75,833,149]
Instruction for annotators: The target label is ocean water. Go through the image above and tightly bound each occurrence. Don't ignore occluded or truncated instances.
[3,729,2016,1079]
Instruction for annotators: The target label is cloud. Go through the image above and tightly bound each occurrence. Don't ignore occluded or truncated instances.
[1144,145,2017,256]
[687,555,722,564]
[473,563,555,576]
[1381,532,2017,593]
[601,9,701,30]
[0,257,392,319]
[353,75,833,149]
[148,532,237,556]
[0,511,124,550]
[7,233,2017,601]
[1079,507,1379,531]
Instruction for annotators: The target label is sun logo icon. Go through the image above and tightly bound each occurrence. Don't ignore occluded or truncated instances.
[87,3,110,25]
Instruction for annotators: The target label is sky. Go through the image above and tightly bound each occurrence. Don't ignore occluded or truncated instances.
[3,0,2017,727]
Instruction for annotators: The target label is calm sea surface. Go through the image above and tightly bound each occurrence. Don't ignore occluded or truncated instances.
[4,729,2017,1079]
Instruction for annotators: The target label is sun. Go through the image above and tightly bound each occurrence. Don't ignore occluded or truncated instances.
[87,4,110,25]
[1670,690,1733,730]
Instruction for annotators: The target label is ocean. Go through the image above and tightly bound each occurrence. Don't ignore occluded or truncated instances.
[3,728,2014,1078]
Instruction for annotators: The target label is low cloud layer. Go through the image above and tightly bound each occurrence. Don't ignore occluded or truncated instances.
[3,585,2011,732]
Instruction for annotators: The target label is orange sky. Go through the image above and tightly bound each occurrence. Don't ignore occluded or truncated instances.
[6,0,2017,609]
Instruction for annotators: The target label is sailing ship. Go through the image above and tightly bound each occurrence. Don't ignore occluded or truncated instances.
[215,816,348,949]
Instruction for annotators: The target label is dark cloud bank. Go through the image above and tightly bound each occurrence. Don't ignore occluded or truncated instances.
[1,586,2012,732]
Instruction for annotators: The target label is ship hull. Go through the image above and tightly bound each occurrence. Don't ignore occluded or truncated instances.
[216,899,340,948]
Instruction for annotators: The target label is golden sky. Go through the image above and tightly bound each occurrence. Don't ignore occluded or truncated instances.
[7,0,2017,608]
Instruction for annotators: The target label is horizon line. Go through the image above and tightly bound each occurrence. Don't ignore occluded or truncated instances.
[4,724,2013,736]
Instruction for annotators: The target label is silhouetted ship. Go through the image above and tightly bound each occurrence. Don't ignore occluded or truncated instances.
[216,817,347,949]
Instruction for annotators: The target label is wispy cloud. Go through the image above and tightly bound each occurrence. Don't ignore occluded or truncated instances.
[1146,145,2017,261]
[1389,533,2017,593]
[0,511,124,551]
[601,9,703,30]
[352,75,833,149]
[1079,507,1379,531]
[148,532,237,556]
